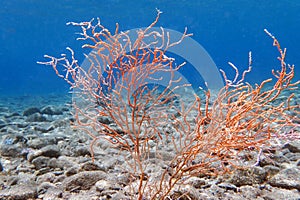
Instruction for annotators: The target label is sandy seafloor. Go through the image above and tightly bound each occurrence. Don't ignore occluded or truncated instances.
[0,89,299,200]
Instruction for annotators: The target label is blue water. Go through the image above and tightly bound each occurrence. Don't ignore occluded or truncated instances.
[0,0,299,95]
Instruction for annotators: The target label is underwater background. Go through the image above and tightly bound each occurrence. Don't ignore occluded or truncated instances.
[0,0,299,95]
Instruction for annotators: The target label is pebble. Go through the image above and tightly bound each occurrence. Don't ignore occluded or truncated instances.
[229,166,267,186]
[41,105,63,115]
[262,187,300,200]
[23,107,40,116]
[269,167,300,190]
[284,141,300,153]
[0,184,38,200]
[95,179,113,192]
[62,171,107,191]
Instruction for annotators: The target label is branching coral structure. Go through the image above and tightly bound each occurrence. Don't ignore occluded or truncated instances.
[39,11,299,199]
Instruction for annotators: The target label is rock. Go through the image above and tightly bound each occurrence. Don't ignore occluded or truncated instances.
[283,141,300,153]
[35,167,52,176]
[229,167,267,186]
[40,145,61,158]
[16,160,35,173]
[100,189,120,199]
[27,137,57,149]
[239,185,263,199]
[208,184,226,197]
[185,177,206,189]
[217,182,237,192]
[62,171,107,191]
[2,134,27,145]
[285,152,300,162]
[64,190,100,200]
[0,119,6,129]
[262,187,300,200]
[34,123,55,133]
[53,173,66,184]
[74,146,91,157]
[263,165,280,177]
[0,144,22,157]
[222,192,248,200]
[0,184,37,200]
[39,187,63,200]
[26,113,47,122]
[51,118,72,128]
[65,166,79,176]
[95,180,113,192]
[37,182,57,194]
[17,172,36,186]
[196,193,220,200]
[110,192,130,200]
[269,167,300,190]
[97,116,113,124]
[0,106,9,113]
[36,172,56,185]
[97,156,121,172]
[259,152,290,167]
[32,156,50,170]
[2,175,19,186]
[106,172,131,187]
[41,105,63,115]
[156,150,176,161]
[40,187,63,200]
[48,156,76,170]
[28,145,61,162]
[23,107,40,116]
[4,112,20,118]
[80,161,102,171]
[17,122,29,128]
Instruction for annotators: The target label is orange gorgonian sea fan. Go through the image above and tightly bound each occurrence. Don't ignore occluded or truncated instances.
[39,10,299,199]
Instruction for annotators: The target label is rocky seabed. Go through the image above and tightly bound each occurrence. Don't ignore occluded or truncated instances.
[0,94,299,200]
